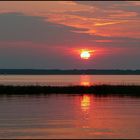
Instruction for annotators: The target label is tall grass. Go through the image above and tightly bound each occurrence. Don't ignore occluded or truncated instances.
[0,85,140,97]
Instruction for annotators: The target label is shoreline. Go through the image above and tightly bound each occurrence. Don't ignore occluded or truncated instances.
[0,85,140,96]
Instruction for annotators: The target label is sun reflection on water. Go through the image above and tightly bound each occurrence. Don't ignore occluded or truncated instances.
[80,94,92,129]
[81,94,91,112]
[80,75,91,86]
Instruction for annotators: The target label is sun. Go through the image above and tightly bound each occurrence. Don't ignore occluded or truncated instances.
[80,51,91,59]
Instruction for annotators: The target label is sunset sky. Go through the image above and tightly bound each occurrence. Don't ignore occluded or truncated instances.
[0,1,140,69]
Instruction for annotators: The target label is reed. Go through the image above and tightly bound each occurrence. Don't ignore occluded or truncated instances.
[0,85,140,96]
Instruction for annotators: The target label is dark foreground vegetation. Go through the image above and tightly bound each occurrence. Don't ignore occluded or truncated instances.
[0,85,140,97]
[0,69,140,75]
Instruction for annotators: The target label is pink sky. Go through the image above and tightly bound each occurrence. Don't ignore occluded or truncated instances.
[0,1,139,69]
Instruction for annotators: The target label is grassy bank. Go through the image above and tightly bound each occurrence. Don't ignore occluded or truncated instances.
[0,85,140,96]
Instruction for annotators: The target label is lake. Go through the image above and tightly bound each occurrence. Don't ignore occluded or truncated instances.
[0,75,140,139]
[0,94,140,139]
[0,75,140,86]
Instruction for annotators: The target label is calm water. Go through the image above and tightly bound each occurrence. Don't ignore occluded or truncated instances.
[0,94,140,139]
[0,75,140,138]
[0,75,140,86]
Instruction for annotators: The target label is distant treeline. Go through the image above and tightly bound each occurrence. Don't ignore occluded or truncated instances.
[0,69,140,75]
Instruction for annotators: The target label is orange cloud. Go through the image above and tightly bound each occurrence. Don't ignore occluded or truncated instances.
[46,13,140,39]
[0,1,92,14]
[0,1,139,39]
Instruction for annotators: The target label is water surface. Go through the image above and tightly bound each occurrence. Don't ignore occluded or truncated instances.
[0,94,140,139]
[0,75,140,86]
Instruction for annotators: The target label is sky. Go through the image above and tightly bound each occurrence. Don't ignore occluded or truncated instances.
[0,1,140,69]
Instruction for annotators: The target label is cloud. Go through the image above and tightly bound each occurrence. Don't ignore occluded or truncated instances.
[0,1,139,39]
[0,12,139,47]
[0,12,139,45]
[46,13,140,39]
[0,1,92,14]
[0,13,94,45]
[0,2,139,69]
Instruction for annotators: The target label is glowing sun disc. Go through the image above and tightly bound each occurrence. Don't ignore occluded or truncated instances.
[80,51,91,59]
